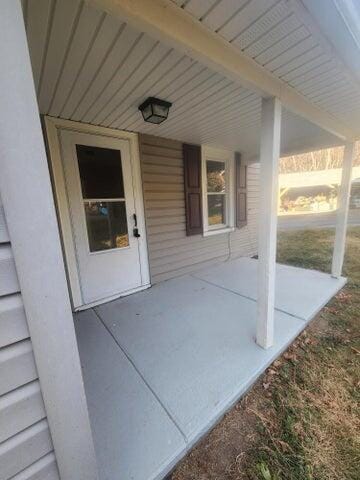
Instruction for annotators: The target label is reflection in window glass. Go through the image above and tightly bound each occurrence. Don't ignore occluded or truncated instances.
[208,195,226,226]
[206,160,226,193]
[76,145,124,199]
[206,159,227,227]
[84,201,129,252]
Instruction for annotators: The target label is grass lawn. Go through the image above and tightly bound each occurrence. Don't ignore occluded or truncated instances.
[171,227,360,480]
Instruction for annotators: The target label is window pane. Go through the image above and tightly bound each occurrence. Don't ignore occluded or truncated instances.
[208,195,226,226]
[84,201,129,252]
[76,145,124,199]
[207,160,226,193]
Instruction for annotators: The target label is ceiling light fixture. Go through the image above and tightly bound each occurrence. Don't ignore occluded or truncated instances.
[138,97,172,124]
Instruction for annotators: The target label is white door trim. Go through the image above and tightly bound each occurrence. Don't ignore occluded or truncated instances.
[44,116,150,309]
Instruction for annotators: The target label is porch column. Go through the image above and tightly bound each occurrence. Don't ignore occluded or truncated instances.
[331,142,356,278]
[256,97,282,349]
[0,2,98,479]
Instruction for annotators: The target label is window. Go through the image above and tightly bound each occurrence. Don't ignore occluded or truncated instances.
[184,144,246,237]
[76,144,129,252]
[206,160,226,226]
[202,146,235,235]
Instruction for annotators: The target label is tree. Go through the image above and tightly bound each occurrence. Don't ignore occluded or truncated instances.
[280,142,360,174]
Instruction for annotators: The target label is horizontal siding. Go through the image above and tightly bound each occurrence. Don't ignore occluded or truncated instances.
[140,143,183,159]
[0,245,20,296]
[150,249,230,277]
[10,452,59,480]
[0,419,53,479]
[0,196,9,243]
[0,380,46,444]
[153,255,230,283]
[9,452,59,480]
[140,134,259,283]
[149,236,227,261]
[0,294,29,349]
[0,340,38,397]
[0,196,58,478]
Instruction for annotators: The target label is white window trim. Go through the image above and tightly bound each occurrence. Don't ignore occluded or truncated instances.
[201,146,235,236]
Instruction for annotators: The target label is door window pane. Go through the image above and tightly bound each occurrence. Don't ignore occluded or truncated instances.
[84,201,129,252]
[208,195,226,225]
[206,160,226,193]
[76,145,124,199]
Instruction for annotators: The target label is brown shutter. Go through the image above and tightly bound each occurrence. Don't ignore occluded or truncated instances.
[183,143,203,236]
[235,152,247,228]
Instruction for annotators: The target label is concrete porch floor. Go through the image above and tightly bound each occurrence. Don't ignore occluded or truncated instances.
[74,258,346,480]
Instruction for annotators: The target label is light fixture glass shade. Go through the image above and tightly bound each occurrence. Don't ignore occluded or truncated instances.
[141,104,153,122]
[139,97,172,124]
[152,103,168,117]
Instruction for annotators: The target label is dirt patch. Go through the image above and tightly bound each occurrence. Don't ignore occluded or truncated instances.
[171,391,260,480]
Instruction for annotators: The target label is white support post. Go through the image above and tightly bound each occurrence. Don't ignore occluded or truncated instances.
[257,97,282,349]
[0,2,98,479]
[331,142,356,278]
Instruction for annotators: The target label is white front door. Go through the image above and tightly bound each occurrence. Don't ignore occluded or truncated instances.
[54,126,149,309]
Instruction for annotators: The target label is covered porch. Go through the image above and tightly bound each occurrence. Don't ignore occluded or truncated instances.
[75,257,345,480]
[0,1,359,480]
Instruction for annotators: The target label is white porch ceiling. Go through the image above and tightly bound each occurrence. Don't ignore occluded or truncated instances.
[21,0,359,159]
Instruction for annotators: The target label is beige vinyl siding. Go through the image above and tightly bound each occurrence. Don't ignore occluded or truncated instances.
[0,196,59,480]
[139,134,259,283]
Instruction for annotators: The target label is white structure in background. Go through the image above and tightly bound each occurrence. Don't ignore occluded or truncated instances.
[279,166,360,190]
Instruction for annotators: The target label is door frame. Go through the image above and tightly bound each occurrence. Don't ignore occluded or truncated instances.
[44,116,150,309]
